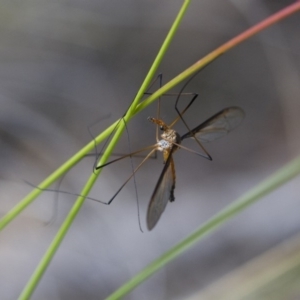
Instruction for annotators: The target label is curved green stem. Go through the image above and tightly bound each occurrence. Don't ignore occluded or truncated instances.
[105,154,300,300]
[18,1,192,299]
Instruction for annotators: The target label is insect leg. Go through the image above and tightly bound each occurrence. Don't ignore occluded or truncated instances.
[106,148,157,205]
[168,93,199,128]
[96,144,157,169]
[174,72,212,160]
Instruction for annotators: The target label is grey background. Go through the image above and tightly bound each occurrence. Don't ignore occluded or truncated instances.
[0,1,300,299]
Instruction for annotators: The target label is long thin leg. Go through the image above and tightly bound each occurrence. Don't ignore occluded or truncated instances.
[24,180,110,205]
[172,142,209,159]
[156,74,163,142]
[145,73,163,95]
[96,144,157,169]
[144,92,196,97]
[168,93,198,128]
[143,73,163,143]
[28,147,158,208]
[25,146,154,207]
[106,148,157,205]
[123,116,142,231]
[87,113,112,171]
[44,174,66,226]
[92,112,128,172]
[174,71,212,161]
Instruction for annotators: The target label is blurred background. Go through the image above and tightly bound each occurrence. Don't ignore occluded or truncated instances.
[0,1,300,299]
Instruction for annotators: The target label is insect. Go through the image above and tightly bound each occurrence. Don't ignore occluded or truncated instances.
[29,76,244,230]
[96,100,245,230]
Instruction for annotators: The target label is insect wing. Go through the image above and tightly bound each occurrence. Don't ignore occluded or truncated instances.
[181,107,245,142]
[147,151,175,230]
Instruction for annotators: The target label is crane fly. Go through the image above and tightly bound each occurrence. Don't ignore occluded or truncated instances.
[27,76,244,230]
[96,105,244,230]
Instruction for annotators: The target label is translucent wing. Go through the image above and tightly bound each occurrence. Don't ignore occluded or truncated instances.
[181,107,245,142]
[147,150,176,230]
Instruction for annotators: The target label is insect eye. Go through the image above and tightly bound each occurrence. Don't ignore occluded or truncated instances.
[160,126,164,131]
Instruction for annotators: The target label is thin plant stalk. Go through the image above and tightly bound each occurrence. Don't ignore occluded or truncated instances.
[105,154,300,299]
[17,1,192,299]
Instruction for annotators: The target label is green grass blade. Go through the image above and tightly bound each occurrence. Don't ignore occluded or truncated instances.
[18,2,192,299]
[107,0,192,128]
[18,176,96,300]
[105,154,300,300]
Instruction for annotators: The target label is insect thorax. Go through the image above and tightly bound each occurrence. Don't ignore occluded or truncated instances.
[157,129,181,152]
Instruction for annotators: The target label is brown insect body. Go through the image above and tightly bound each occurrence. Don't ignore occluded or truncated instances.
[148,117,181,153]
[146,117,182,229]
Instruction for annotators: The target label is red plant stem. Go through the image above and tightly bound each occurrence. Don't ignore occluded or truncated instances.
[189,1,300,76]
[137,1,300,110]
[218,1,300,55]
